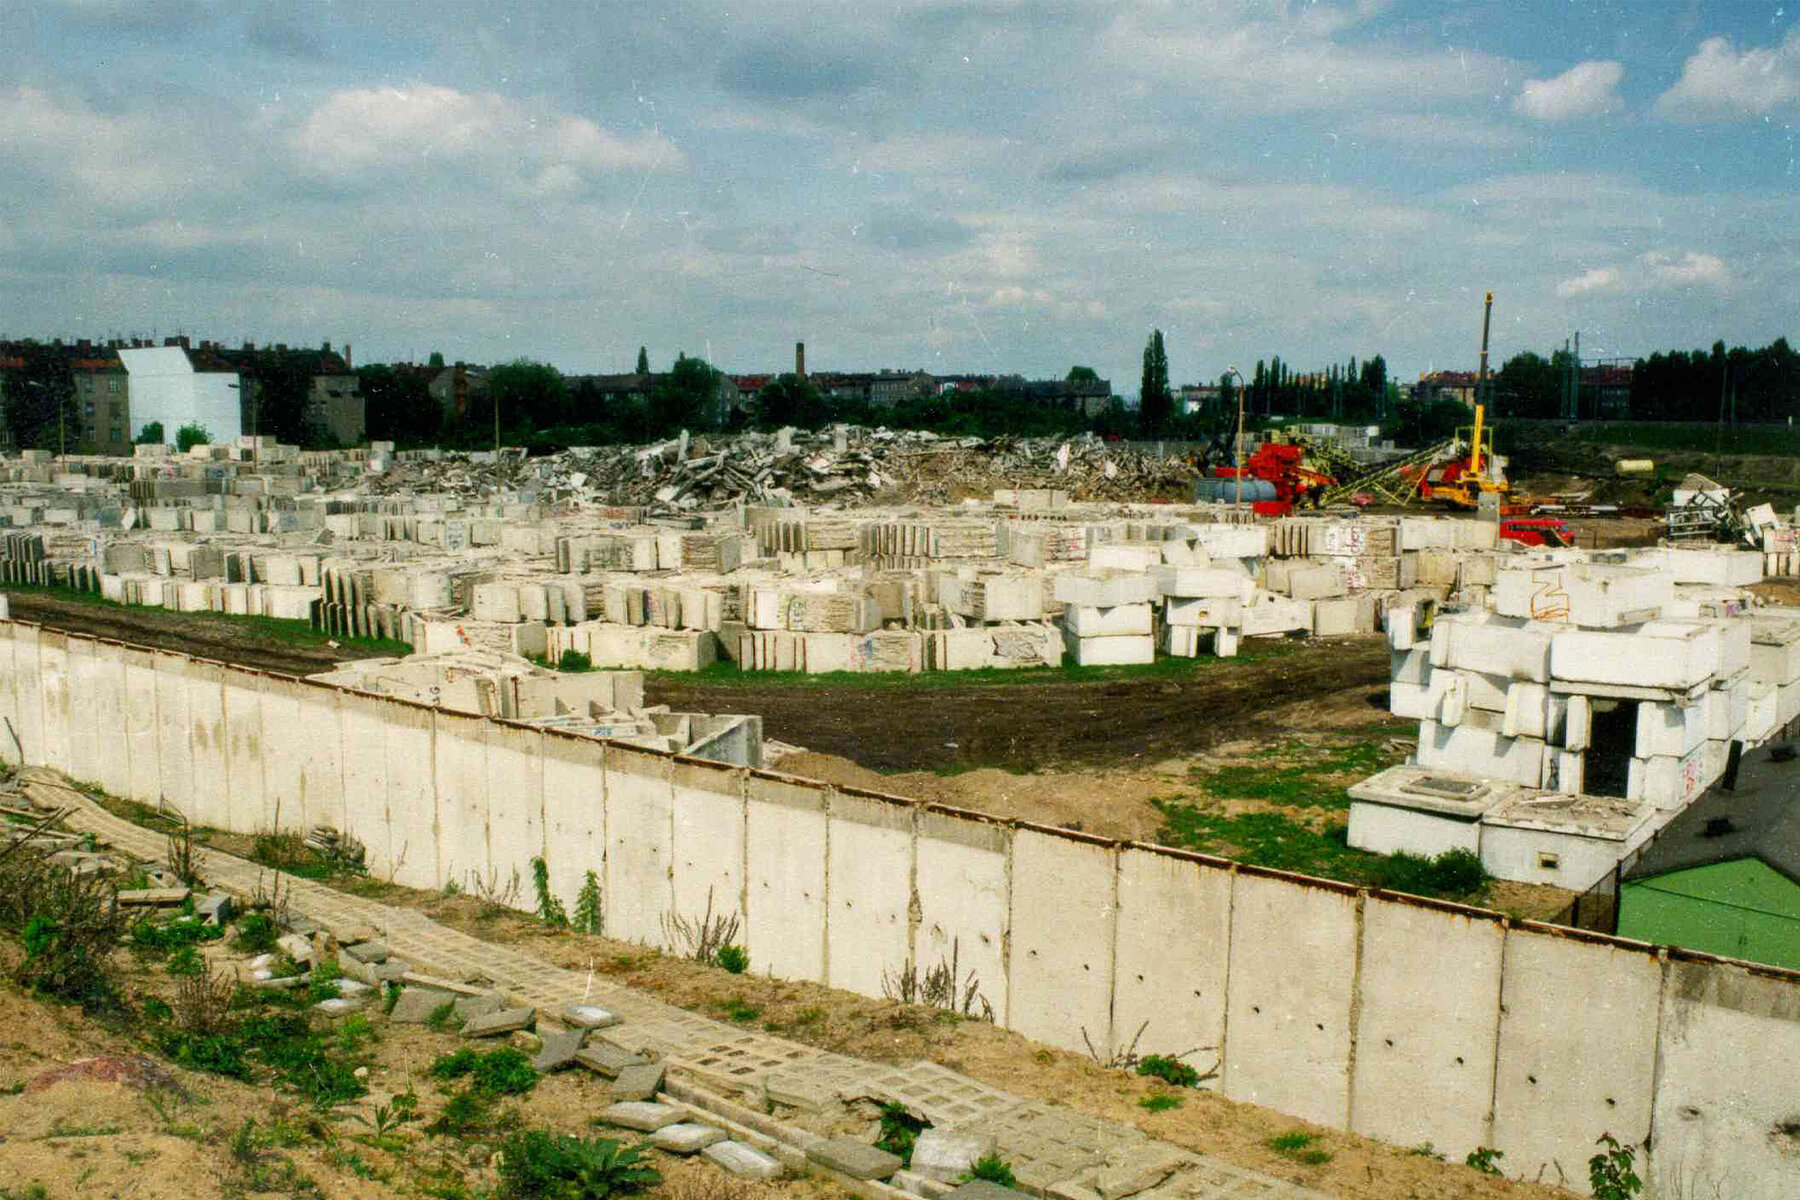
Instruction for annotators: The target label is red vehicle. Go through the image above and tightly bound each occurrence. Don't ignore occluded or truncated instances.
[1498,517,1572,548]
[1209,442,1336,517]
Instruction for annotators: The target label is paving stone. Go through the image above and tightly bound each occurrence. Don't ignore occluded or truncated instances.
[702,1141,783,1181]
[461,1006,536,1038]
[807,1137,903,1181]
[912,1129,996,1184]
[856,1062,1024,1128]
[315,996,370,1017]
[344,941,391,964]
[597,1101,684,1132]
[561,1004,622,1029]
[532,1028,588,1072]
[247,974,306,991]
[453,990,509,1022]
[893,1169,955,1200]
[1094,1148,1189,1200]
[118,887,190,906]
[575,1043,649,1079]
[333,978,374,997]
[280,914,322,937]
[196,893,233,926]
[277,933,315,963]
[947,1184,1021,1200]
[1048,1182,1103,1200]
[245,953,275,970]
[648,1123,728,1155]
[609,1060,666,1102]
[390,986,457,1024]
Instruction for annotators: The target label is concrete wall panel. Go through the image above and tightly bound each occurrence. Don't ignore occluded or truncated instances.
[38,631,71,776]
[291,682,343,836]
[1350,897,1504,1157]
[484,723,542,895]
[602,746,673,946]
[1224,872,1358,1128]
[152,652,192,810]
[1113,847,1232,1084]
[1492,928,1661,1185]
[825,790,915,998]
[1008,827,1115,1053]
[670,759,745,943]
[123,647,161,804]
[10,623,44,765]
[744,775,828,983]
[915,808,1009,1022]
[222,672,266,830]
[65,636,101,783]
[338,692,393,873]
[0,624,20,767]
[257,675,307,831]
[380,700,437,889]
[434,710,491,893]
[88,641,131,797]
[184,660,228,828]
[541,733,606,919]
[1650,958,1800,1200]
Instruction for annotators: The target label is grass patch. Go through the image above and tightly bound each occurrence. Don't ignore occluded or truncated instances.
[1188,730,1413,809]
[1267,1131,1332,1165]
[427,1047,539,1097]
[1151,804,1489,902]
[647,640,1298,691]
[4,582,410,657]
[1138,1092,1184,1113]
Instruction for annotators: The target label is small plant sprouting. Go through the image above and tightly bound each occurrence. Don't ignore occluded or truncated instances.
[874,1101,929,1167]
[661,887,742,965]
[425,1000,458,1032]
[880,938,993,1021]
[1589,1135,1642,1200]
[1135,1054,1200,1088]
[1268,1131,1332,1166]
[715,945,749,974]
[962,1153,1019,1190]
[1138,1092,1183,1113]
[165,821,200,887]
[531,857,568,928]
[1465,1146,1504,1176]
[494,1131,659,1199]
[1408,1142,1445,1161]
[573,870,602,935]
[720,996,759,1023]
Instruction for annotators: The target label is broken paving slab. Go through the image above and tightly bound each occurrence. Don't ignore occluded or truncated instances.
[276,933,315,962]
[893,1170,955,1200]
[531,1028,588,1072]
[1093,1148,1190,1200]
[575,1043,648,1079]
[195,893,232,925]
[648,1123,728,1155]
[461,1006,535,1038]
[452,990,510,1022]
[560,1003,622,1029]
[806,1137,904,1181]
[948,1184,1024,1200]
[342,941,390,964]
[389,986,457,1024]
[315,996,371,1017]
[597,1101,685,1132]
[118,887,191,907]
[702,1141,783,1181]
[911,1129,997,1184]
[609,1060,666,1103]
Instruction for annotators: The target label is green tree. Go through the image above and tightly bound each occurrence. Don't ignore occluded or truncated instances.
[427,351,445,368]
[636,346,650,374]
[357,364,440,446]
[134,421,165,445]
[1,345,78,454]
[651,353,723,434]
[1495,351,1560,418]
[755,373,826,429]
[1067,365,1099,383]
[1139,329,1172,435]
[489,359,567,437]
[176,423,212,452]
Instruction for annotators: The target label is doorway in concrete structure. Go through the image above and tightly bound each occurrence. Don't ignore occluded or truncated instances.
[1585,699,1638,798]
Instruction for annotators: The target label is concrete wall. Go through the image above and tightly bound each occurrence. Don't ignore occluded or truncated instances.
[5,616,1800,1198]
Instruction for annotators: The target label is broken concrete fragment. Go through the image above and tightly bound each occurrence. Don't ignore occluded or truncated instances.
[597,1101,684,1132]
[276,933,314,963]
[1093,1149,1187,1200]
[609,1060,665,1103]
[452,990,509,1022]
[389,987,457,1024]
[648,1123,727,1155]
[531,1029,587,1072]
[949,1184,1024,1200]
[893,1170,955,1200]
[343,941,390,964]
[807,1137,903,1181]
[560,1004,621,1029]
[118,887,190,907]
[702,1141,783,1180]
[333,978,374,998]
[247,974,306,991]
[196,893,232,925]
[911,1129,996,1184]
[574,1043,647,1079]
[315,996,370,1017]
[461,1006,535,1038]
[342,956,408,987]
[1047,1181,1103,1200]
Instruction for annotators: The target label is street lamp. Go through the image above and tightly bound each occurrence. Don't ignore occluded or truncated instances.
[1225,367,1247,507]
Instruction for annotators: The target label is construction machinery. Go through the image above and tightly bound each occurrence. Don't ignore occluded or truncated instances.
[1194,437,1337,516]
[1417,402,1512,509]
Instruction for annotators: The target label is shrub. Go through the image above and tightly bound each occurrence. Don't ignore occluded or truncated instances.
[234,912,279,954]
[1372,848,1488,901]
[962,1154,1018,1189]
[165,944,206,977]
[1589,1135,1642,1199]
[429,1047,539,1097]
[715,945,749,975]
[1465,1147,1504,1176]
[496,1131,659,1200]
[131,914,224,956]
[532,858,568,928]
[556,650,594,673]
[1135,1054,1200,1088]
[573,871,602,935]
[175,423,212,452]
[1138,1092,1183,1113]
[874,1101,928,1167]
[2,845,129,1006]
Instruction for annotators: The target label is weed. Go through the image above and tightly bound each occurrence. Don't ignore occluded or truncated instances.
[252,830,330,880]
[383,982,402,1015]
[426,1000,459,1031]
[426,1089,500,1138]
[1408,1142,1445,1161]
[1589,1134,1642,1199]
[661,887,740,964]
[573,870,602,935]
[531,857,568,928]
[874,1101,928,1167]
[495,1130,660,1199]
[880,939,993,1020]
[230,1117,261,1165]
[962,1153,1019,1189]
[1465,1147,1504,1176]
[0,837,129,1007]
[715,945,749,975]
[233,912,279,955]
[468,864,523,917]
[173,969,238,1036]
[1138,1092,1183,1113]
[165,944,205,977]
[166,820,201,887]
[1136,1055,1200,1088]
[0,1187,50,1200]
[429,1047,539,1097]
[442,878,463,898]
[308,958,344,1002]
[791,1006,824,1026]
[556,649,594,673]
[1267,1131,1332,1166]
[131,913,224,957]
[721,996,759,1023]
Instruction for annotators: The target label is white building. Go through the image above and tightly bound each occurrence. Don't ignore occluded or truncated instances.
[117,345,242,444]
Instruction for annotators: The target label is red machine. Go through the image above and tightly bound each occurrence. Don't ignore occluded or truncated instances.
[1211,442,1336,517]
[1498,517,1572,548]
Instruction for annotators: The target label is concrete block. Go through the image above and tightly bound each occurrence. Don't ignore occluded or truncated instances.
[314,996,371,1017]
[1552,624,1720,691]
[1164,596,1241,627]
[610,1060,666,1102]
[343,941,390,964]
[1062,630,1155,666]
[648,1123,728,1155]
[561,1004,622,1029]
[1093,1148,1186,1200]
[1636,699,1709,759]
[598,1101,685,1132]
[949,1185,1022,1200]
[910,1129,996,1184]
[1432,615,1553,683]
[1064,604,1153,637]
[1154,566,1248,599]
[1286,563,1346,601]
[532,1028,588,1072]
[390,986,457,1024]
[461,1006,535,1038]
[1053,571,1158,608]
[807,1137,904,1181]
[576,1043,649,1078]
[1311,597,1359,636]
[1493,562,1670,628]
[702,1141,783,1180]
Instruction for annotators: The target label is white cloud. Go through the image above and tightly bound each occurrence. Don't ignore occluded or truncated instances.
[1556,267,1622,297]
[1642,250,1729,288]
[1348,113,1528,150]
[1514,60,1624,121]
[1654,29,1800,120]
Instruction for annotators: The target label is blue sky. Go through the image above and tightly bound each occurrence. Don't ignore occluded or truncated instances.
[2,1,1796,395]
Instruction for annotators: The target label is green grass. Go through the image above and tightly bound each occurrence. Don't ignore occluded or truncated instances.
[647,640,1299,691]
[1138,1092,1184,1113]
[1554,421,1800,457]
[1267,1131,1332,1165]
[1188,730,1411,809]
[3,582,410,658]
[1151,803,1489,903]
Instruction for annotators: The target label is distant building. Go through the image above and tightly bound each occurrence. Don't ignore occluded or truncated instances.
[207,340,364,445]
[429,363,492,423]
[0,338,132,454]
[119,338,242,444]
[868,370,937,407]
[992,375,1113,418]
[1415,370,1480,406]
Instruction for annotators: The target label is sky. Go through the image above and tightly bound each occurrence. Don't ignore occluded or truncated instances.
[3,1,1798,395]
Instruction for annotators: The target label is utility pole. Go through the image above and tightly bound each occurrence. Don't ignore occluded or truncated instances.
[1573,331,1581,422]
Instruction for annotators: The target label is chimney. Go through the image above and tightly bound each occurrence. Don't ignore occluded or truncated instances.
[178,335,189,350]
[343,342,351,369]
[242,341,255,352]
[796,341,806,380]
[322,340,331,354]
